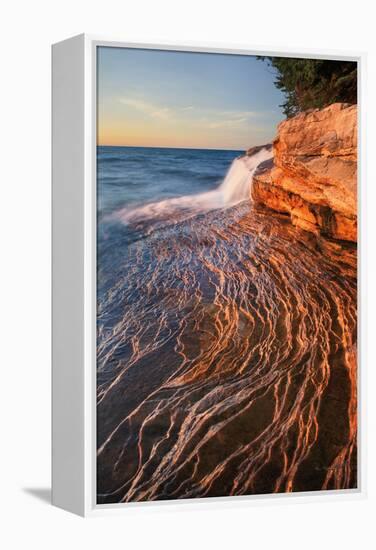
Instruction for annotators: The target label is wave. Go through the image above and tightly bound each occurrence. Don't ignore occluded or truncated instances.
[109,147,273,231]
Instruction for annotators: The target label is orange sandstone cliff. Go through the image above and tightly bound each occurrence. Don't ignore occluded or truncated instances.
[252,103,357,242]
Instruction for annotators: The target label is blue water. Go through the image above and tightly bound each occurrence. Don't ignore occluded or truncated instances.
[97,146,243,222]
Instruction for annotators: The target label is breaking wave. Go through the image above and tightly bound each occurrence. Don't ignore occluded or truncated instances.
[110,147,273,231]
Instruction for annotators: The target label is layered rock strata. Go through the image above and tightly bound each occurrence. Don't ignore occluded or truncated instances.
[252,103,357,242]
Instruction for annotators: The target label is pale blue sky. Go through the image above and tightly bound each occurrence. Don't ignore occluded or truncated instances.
[97,46,285,150]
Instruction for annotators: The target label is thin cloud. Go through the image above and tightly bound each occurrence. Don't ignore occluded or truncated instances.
[119,97,259,128]
[212,110,257,118]
[197,110,258,130]
[207,117,249,129]
[119,98,173,120]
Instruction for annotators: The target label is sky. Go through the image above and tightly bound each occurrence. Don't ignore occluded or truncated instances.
[97,47,285,150]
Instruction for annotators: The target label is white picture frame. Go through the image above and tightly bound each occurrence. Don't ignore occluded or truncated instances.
[52,34,366,517]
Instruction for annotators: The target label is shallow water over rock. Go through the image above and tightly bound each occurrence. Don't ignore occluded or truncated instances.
[97,202,357,503]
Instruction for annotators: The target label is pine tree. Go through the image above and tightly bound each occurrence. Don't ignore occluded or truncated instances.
[258,57,357,118]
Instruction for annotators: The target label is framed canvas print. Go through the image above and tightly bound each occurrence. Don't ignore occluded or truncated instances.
[52,34,365,516]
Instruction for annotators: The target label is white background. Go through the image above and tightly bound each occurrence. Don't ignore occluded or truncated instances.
[1,0,375,547]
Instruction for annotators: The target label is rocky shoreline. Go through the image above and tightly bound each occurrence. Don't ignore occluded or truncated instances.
[250,103,357,244]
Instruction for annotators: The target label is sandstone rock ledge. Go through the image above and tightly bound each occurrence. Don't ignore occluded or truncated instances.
[252,103,357,242]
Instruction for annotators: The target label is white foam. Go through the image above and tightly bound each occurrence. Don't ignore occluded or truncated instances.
[111,147,273,227]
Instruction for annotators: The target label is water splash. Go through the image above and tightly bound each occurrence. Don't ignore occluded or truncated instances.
[219,148,272,204]
[110,147,273,230]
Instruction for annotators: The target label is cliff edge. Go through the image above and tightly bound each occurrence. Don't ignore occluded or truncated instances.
[252,103,357,242]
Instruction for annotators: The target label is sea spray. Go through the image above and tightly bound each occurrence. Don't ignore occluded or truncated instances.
[219,147,273,205]
[111,146,273,229]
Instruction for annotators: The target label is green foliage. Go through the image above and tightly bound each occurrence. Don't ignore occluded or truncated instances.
[258,57,357,118]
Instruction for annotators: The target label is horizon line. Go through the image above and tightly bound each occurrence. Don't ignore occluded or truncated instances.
[97,144,249,152]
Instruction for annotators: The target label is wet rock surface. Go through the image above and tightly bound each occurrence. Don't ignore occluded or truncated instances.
[252,103,357,242]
